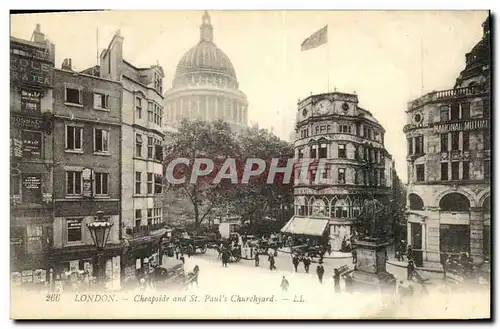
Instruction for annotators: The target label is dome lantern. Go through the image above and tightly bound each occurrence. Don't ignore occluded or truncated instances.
[200,10,213,42]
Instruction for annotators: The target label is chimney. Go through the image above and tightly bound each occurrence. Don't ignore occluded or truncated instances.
[61,58,72,70]
[32,24,45,44]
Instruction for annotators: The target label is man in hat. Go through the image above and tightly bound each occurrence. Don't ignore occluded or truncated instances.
[316,261,325,284]
[280,276,289,292]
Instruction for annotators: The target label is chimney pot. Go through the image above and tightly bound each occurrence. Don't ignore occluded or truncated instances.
[35,24,41,32]
[62,58,72,70]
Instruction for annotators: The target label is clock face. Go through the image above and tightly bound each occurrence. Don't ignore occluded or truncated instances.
[342,102,349,112]
[316,99,332,115]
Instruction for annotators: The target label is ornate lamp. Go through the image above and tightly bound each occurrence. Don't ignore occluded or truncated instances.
[87,211,113,250]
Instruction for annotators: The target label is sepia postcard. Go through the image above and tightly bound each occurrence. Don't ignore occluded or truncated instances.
[9,9,491,319]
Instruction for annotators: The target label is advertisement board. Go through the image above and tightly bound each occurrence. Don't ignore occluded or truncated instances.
[10,40,53,88]
[22,174,42,203]
[21,130,42,157]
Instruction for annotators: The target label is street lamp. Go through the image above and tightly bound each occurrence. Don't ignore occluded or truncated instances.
[86,211,113,288]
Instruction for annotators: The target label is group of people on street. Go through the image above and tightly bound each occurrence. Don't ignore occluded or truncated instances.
[292,254,312,273]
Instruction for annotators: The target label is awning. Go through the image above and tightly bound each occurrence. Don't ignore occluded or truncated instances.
[281,216,329,236]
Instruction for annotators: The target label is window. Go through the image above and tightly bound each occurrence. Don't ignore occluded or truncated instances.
[66,126,82,151]
[451,132,459,151]
[340,125,351,133]
[135,210,142,227]
[483,99,490,119]
[335,200,349,218]
[484,160,490,179]
[135,134,143,157]
[462,132,469,151]
[94,129,109,153]
[147,137,154,159]
[65,87,81,104]
[298,149,304,159]
[154,73,163,94]
[147,173,153,194]
[67,219,83,243]
[461,103,470,119]
[415,164,425,182]
[440,105,450,122]
[154,139,163,161]
[483,130,490,150]
[21,89,41,113]
[407,138,413,155]
[154,208,162,224]
[450,103,460,121]
[409,194,424,211]
[155,175,163,194]
[440,133,448,152]
[136,97,142,119]
[451,162,459,180]
[66,171,82,195]
[354,170,359,184]
[95,172,109,195]
[93,93,109,109]
[338,168,346,184]
[364,170,369,186]
[462,161,470,180]
[310,145,317,159]
[135,172,142,194]
[26,224,43,253]
[148,102,154,123]
[415,136,424,154]
[147,208,153,226]
[441,162,448,181]
[318,143,327,159]
[338,144,346,158]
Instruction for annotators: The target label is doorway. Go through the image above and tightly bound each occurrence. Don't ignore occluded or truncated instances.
[410,223,423,267]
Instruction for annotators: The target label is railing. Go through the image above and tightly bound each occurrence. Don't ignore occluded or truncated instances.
[410,83,488,109]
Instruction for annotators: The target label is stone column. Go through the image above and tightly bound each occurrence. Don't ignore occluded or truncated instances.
[197,96,201,120]
[180,99,184,119]
[469,206,484,264]
[425,207,441,263]
[205,96,209,121]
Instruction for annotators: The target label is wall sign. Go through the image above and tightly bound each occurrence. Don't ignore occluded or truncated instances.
[431,119,489,133]
[22,174,42,203]
[11,137,23,158]
[10,40,53,88]
[11,115,44,130]
[21,130,42,157]
[82,168,94,198]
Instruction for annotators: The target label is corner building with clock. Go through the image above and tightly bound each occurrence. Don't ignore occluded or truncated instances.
[404,17,491,269]
[285,91,394,251]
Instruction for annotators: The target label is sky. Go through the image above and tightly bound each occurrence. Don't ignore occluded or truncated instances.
[10,10,488,182]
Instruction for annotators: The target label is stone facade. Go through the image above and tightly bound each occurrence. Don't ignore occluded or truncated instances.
[404,17,491,266]
[164,11,248,133]
[293,91,393,251]
[10,26,56,286]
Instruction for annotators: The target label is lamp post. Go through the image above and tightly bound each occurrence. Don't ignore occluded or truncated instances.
[86,211,113,290]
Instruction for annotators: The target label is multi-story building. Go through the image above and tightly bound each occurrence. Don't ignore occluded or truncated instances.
[10,25,56,288]
[285,91,393,251]
[50,60,123,289]
[404,16,490,268]
[99,31,167,286]
[164,11,249,133]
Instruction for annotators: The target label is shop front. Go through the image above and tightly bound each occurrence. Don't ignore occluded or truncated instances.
[281,215,330,246]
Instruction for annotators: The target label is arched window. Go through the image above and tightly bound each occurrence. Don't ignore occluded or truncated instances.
[409,193,424,211]
[439,193,470,212]
[482,195,490,213]
[352,198,361,218]
[335,199,349,218]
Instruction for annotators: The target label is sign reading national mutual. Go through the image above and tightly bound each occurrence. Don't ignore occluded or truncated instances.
[10,41,54,88]
[432,119,489,133]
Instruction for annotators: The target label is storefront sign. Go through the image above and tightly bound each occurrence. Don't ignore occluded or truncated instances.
[22,174,42,203]
[431,119,489,133]
[82,168,93,198]
[11,115,44,130]
[11,137,23,158]
[403,123,429,133]
[22,131,42,157]
[10,41,53,88]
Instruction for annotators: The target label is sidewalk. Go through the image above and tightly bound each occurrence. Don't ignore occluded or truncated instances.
[277,247,351,259]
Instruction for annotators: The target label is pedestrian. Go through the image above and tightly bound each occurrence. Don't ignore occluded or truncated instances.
[222,250,229,267]
[327,244,332,256]
[255,252,260,267]
[175,245,180,260]
[180,253,185,264]
[333,268,341,293]
[269,254,276,271]
[280,276,289,292]
[351,249,357,264]
[303,255,311,273]
[316,262,325,284]
[406,245,413,261]
[407,259,415,281]
[292,255,299,272]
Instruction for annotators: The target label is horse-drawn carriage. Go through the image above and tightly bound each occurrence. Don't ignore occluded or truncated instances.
[178,236,209,254]
[291,244,326,258]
